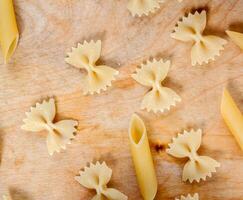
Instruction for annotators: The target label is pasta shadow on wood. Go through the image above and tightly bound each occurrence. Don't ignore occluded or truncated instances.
[9,187,33,200]
[229,22,243,33]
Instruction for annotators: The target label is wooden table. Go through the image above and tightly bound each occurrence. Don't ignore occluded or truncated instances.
[0,0,243,199]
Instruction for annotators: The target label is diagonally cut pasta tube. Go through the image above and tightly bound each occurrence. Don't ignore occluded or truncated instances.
[221,88,243,151]
[0,0,19,63]
[129,114,157,200]
[226,30,243,50]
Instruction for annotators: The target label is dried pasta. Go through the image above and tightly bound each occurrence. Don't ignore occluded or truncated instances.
[127,0,164,17]
[21,98,78,155]
[0,0,19,63]
[75,161,128,200]
[129,114,157,200]
[226,30,243,50]
[171,10,227,66]
[166,129,220,183]
[221,88,243,151]
[132,58,181,113]
[175,193,199,200]
[65,40,119,95]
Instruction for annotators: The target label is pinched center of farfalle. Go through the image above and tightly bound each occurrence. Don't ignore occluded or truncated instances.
[187,150,199,161]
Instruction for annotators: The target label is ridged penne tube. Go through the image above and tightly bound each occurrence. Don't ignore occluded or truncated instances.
[0,0,19,63]
[221,88,243,151]
[129,114,157,200]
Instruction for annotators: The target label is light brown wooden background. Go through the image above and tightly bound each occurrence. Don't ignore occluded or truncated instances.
[0,0,243,199]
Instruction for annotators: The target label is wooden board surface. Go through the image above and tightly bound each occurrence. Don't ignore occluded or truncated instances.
[0,0,243,199]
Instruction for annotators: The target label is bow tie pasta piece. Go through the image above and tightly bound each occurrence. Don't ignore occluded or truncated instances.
[21,98,78,156]
[171,10,227,66]
[166,129,220,183]
[175,193,199,200]
[65,40,119,95]
[75,161,128,200]
[127,0,164,17]
[132,59,181,113]
[226,30,243,50]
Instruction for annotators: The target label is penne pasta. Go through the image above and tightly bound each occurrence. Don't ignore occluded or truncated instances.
[221,88,243,151]
[129,114,157,200]
[226,30,243,50]
[0,0,19,63]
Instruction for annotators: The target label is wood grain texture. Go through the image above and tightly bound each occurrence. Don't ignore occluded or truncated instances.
[0,0,243,199]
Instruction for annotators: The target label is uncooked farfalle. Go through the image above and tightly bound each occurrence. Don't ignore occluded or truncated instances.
[171,10,227,66]
[65,40,119,95]
[21,98,78,156]
[75,161,128,200]
[175,193,199,200]
[132,59,181,113]
[127,0,163,17]
[166,129,220,183]
[127,0,183,17]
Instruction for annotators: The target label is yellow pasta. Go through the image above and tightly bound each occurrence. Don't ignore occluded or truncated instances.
[65,40,118,95]
[21,98,78,155]
[171,10,227,66]
[127,0,163,17]
[167,129,220,183]
[0,0,19,63]
[221,88,243,151]
[132,59,181,113]
[175,193,199,200]
[226,30,243,50]
[129,114,157,200]
[75,161,128,200]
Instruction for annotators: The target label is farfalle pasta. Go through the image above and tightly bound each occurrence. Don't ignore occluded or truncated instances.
[175,193,199,200]
[75,161,128,200]
[0,0,19,63]
[171,10,227,66]
[166,129,220,183]
[21,98,78,155]
[65,40,119,95]
[132,59,181,113]
[127,0,163,17]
